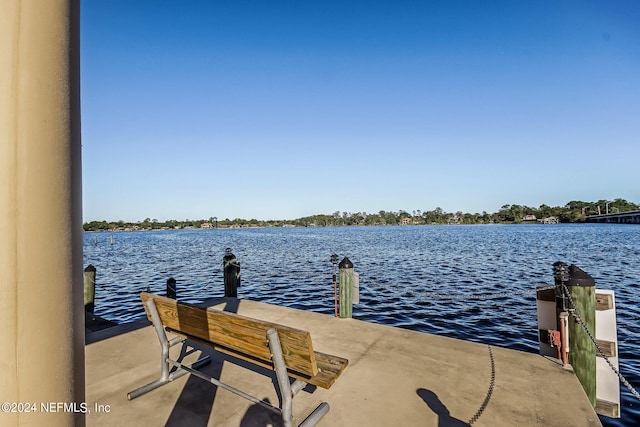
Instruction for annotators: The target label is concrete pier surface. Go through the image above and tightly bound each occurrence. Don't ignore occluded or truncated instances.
[85,298,601,426]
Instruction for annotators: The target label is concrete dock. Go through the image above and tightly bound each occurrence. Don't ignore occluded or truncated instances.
[85,298,601,426]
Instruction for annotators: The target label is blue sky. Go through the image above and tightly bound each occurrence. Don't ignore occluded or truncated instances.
[81,1,640,222]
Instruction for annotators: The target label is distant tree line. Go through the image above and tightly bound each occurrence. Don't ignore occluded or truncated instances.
[83,198,639,231]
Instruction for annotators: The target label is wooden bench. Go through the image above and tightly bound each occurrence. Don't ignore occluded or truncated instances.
[128,293,348,427]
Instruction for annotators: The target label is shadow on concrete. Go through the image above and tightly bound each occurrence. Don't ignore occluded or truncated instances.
[417,388,469,427]
[165,298,241,426]
[165,298,294,426]
[166,347,294,426]
[88,296,298,426]
[85,316,150,345]
[164,343,222,426]
[239,398,284,427]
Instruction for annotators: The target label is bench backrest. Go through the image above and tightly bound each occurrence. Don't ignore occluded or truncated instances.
[140,292,319,378]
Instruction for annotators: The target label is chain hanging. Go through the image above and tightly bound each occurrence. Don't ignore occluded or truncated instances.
[469,345,495,425]
[561,284,640,402]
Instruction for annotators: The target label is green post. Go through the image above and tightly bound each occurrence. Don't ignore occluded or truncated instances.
[565,264,596,408]
[84,264,96,316]
[223,248,240,297]
[339,257,354,318]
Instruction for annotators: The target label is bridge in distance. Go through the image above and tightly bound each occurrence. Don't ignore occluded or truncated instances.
[586,210,640,224]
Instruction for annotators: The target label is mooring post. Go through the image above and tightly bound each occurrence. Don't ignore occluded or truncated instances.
[331,254,339,317]
[554,263,596,408]
[84,264,97,316]
[166,277,177,299]
[558,311,570,366]
[338,257,354,318]
[553,261,571,363]
[566,264,597,408]
[223,248,240,297]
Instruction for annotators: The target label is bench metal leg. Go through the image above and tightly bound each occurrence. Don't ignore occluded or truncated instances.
[267,328,330,427]
[268,328,294,427]
[128,356,211,400]
[299,402,330,427]
[129,301,330,426]
[127,298,210,400]
[165,358,283,415]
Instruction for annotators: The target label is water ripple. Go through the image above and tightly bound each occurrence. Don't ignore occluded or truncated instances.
[84,224,640,426]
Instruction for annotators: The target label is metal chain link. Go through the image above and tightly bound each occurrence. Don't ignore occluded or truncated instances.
[561,284,640,401]
[469,345,495,425]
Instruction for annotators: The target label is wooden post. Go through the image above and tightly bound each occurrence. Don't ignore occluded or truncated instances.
[331,254,339,317]
[566,264,597,408]
[558,312,569,366]
[223,248,240,297]
[166,277,177,299]
[553,262,571,364]
[84,264,96,316]
[339,257,354,318]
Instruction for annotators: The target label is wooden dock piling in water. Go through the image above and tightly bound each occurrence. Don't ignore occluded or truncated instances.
[339,257,354,318]
[84,264,97,316]
[166,277,177,299]
[223,248,240,297]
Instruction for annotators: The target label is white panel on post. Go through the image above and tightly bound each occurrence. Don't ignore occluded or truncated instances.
[536,285,557,358]
[595,290,620,418]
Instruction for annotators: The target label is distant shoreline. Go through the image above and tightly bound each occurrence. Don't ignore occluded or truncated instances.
[83,198,639,231]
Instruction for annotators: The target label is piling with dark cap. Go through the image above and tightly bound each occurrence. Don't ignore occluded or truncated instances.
[166,277,177,299]
[339,257,354,318]
[223,248,241,298]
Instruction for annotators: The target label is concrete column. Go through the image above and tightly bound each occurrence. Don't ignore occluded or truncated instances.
[0,1,84,425]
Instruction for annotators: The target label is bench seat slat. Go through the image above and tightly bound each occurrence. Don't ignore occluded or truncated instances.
[141,292,319,377]
[170,303,315,365]
[131,292,348,427]
[165,326,348,389]
[314,352,349,389]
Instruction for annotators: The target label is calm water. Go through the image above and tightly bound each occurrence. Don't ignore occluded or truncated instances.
[83,224,640,426]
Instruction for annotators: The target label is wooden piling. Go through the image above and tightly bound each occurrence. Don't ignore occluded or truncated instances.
[566,265,597,408]
[166,277,177,299]
[331,254,339,317]
[223,248,240,297]
[339,257,354,318]
[552,262,571,365]
[84,264,97,315]
[558,311,569,366]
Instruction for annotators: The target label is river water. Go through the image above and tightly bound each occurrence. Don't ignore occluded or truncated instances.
[83,223,639,426]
